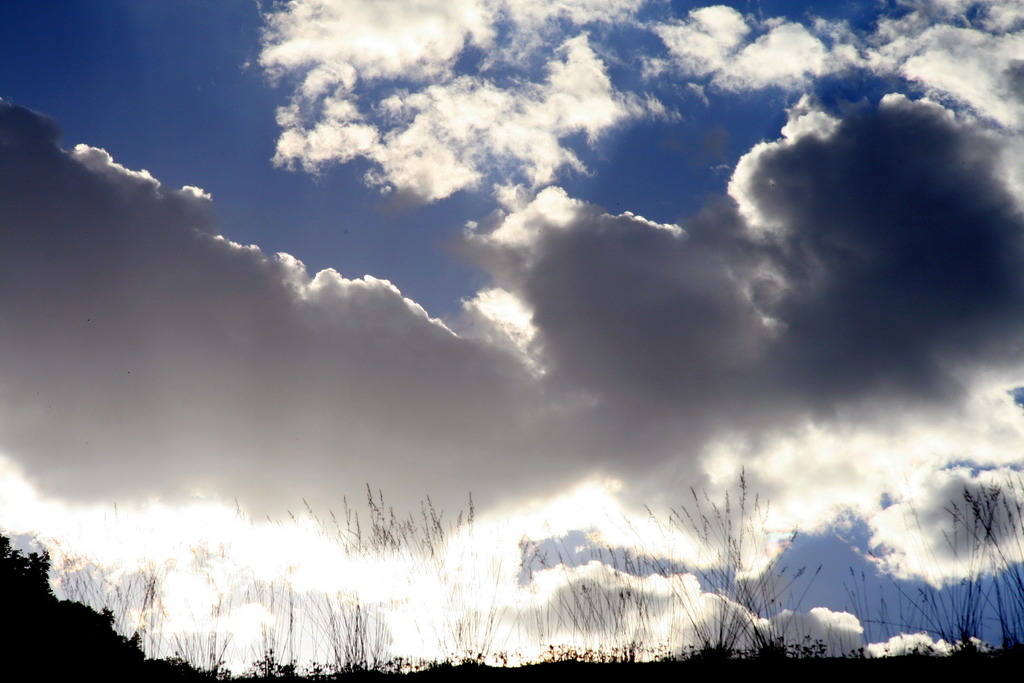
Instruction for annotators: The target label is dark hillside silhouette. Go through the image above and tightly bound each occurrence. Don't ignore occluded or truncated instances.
[0,532,202,680]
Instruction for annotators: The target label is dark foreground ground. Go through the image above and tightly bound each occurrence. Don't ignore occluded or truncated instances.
[9,652,1022,682]
[234,655,1023,682]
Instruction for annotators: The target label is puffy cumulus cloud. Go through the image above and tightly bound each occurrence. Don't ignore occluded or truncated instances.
[766,607,864,656]
[466,95,1024,527]
[261,0,657,201]
[869,1,1024,129]
[260,0,645,85]
[650,5,858,91]
[864,632,980,657]
[259,0,495,85]
[728,95,841,234]
[360,36,653,201]
[0,101,566,515]
[468,186,768,438]
[647,1,1024,131]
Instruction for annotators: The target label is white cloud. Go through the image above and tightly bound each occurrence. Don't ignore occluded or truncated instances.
[652,6,855,92]
[650,2,1024,129]
[476,184,587,249]
[361,35,650,200]
[653,5,751,75]
[865,632,967,657]
[767,607,864,656]
[984,3,1024,32]
[260,0,496,86]
[259,0,1022,206]
[884,0,1024,32]
[648,1,1024,132]
[261,0,658,201]
[869,13,1024,129]
[502,0,645,28]
[460,287,538,362]
[259,0,646,87]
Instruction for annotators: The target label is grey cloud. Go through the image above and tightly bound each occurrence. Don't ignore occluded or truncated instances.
[469,97,1024,489]
[753,98,1024,407]
[0,102,557,515]
[1005,59,1024,100]
[523,208,769,429]
[6,94,1024,522]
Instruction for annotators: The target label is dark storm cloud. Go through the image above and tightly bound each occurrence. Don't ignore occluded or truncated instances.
[0,102,551,514]
[523,207,767,429]
[471,96,1024,478]
[751,97,1024,406]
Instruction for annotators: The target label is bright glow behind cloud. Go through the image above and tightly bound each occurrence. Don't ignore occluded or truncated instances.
[1,464,867,669]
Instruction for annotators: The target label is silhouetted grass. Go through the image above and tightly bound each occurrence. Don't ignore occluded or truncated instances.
[6,475,1024,678]
[850,474,1024,654]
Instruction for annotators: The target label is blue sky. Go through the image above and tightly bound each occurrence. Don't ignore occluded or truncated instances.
[3,0,1024,669]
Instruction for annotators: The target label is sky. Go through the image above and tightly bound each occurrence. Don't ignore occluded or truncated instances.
[3,0,1024,670]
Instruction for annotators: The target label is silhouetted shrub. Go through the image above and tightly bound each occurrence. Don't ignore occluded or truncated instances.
[1,531,207,680]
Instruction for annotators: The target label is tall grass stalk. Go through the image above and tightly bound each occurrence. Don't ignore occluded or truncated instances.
[661,473,819,658]
[956,477,1024,648]
[862,474,1024,652]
